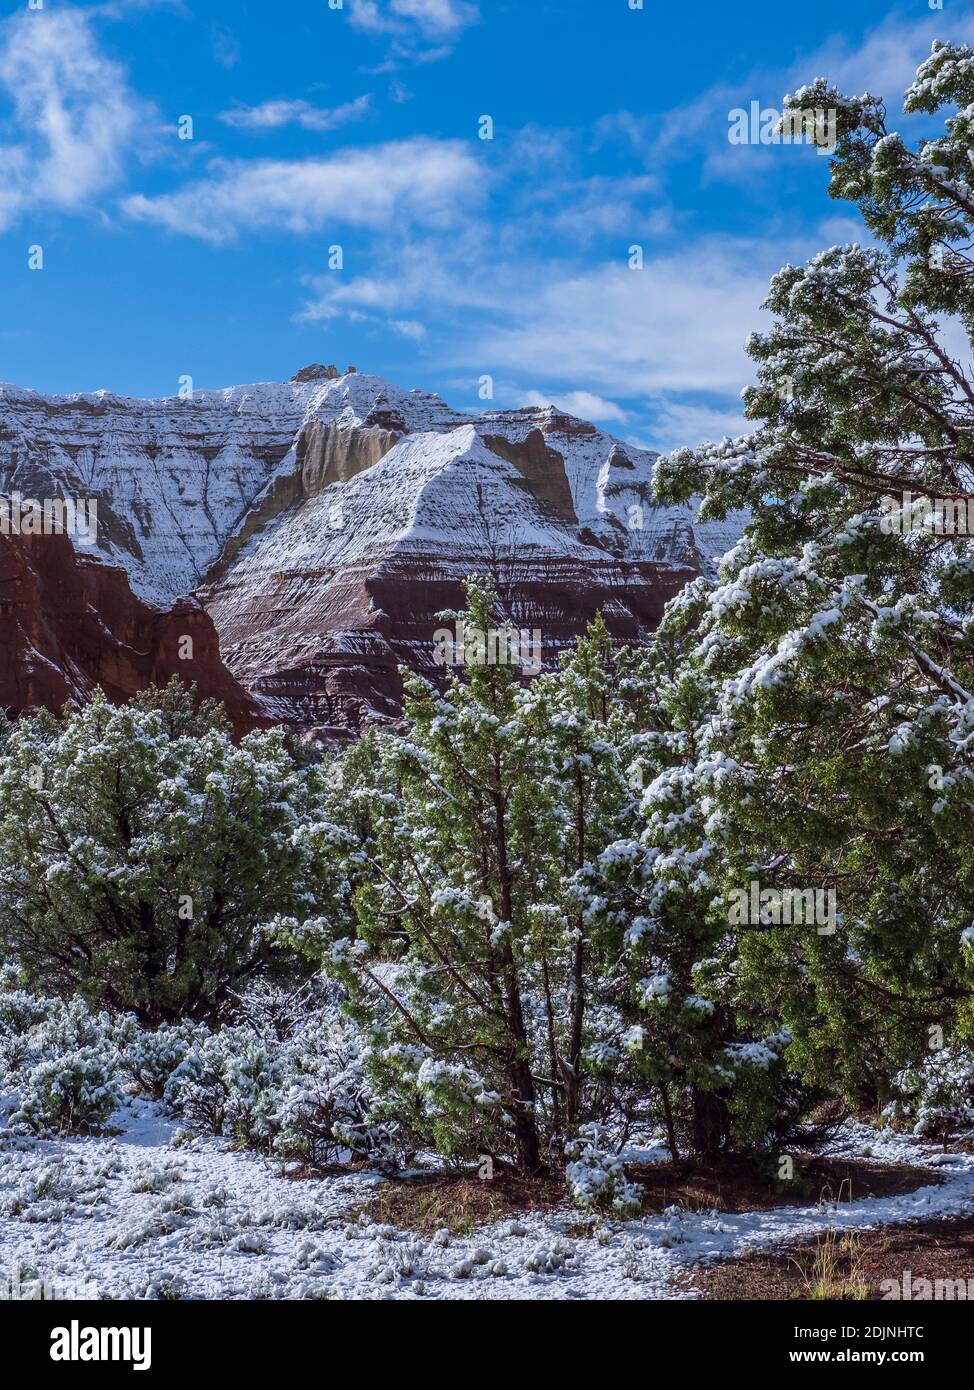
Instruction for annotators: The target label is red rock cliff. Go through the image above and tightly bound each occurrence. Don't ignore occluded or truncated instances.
[0,530,266,737]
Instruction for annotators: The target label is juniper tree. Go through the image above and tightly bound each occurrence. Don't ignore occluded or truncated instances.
[274,584,635,1174]
[519,614,636,1134]
[652,42,974,1105]
[0,681,319,1024]
[573,605,814,1164]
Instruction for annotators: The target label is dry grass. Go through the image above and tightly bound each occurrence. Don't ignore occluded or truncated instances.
[684,1214,974,1301]
[796,1229,870,1301]
[358,1171,566,1238]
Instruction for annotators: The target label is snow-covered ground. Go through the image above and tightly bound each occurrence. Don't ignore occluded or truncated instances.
[2,1100,972,1301]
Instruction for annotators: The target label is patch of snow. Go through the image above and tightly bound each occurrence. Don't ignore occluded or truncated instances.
[2,1102,970,1301]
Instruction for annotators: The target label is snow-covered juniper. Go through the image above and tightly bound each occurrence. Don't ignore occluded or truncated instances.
[651,40,974,1110]
[0,681,323,1024]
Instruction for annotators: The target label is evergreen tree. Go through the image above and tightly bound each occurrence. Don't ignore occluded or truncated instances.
[574,605,814,1164]
[651,42,974,1105]
[0,681,319,1024]
[274,583,634,1174]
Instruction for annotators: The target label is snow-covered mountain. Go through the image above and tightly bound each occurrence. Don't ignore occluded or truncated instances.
[0,366,748,731]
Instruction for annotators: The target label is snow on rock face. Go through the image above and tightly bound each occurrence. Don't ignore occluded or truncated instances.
[201,424,697,728]
[0,370,747,729]
[0,378,328,606]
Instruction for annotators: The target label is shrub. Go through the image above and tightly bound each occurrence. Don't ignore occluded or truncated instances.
[564,1124,643,1216]
[273,1018,395,1168]
[889,1048,974,1138]
[119,1019,200,1101]
[0,682,322,1024]
[11,1048,121,1135]
[165,1027,281,1146]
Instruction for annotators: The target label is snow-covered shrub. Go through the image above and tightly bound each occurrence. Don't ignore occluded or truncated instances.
[11,1047,121,1136]
[226,978,337,1042]
[25,996,117,1060]
[222,1034,282,1145]
[273,1018,391,1168]
[524,1239,579,1274]
[130,1160,184,1194]
[0,967,54,1078]
[165,1027,281,1146]
[0,682,324,1025]
[295,1239,341,1275]
[137,1273,188,1301]
[564,1124,642,1217]
[118,1018,200,1101]
[0,1159,108,1221]
[6,998,122,1135]
[0,965,51,1035]
[889,1047,974,1138]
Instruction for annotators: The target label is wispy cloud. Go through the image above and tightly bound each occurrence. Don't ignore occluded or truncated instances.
[122,137,485,242]
[0,6,152,230]
[463,241,774,398]
[517,389,630,426]
[218,95,372,134]
[211,22,240,70]
[346,0,478,62]
[348,0,479,39]
[647,398,750,452]
[623,9,974,189]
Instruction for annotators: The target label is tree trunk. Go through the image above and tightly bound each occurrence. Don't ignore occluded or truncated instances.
[690,1088,728,1165]
[492,785,544,1175]
[660,1082,680,1166]
[564,768,587,1130]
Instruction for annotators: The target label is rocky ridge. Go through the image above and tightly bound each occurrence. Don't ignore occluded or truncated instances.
[0,368,748,732]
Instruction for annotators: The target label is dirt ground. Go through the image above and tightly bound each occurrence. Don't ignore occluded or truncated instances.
[683,1214,974,1300]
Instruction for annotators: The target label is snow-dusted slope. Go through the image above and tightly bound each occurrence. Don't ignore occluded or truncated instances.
[224,425,600,573]
[202,419,700,727]
[0,367,749,729]
[0,369,745,602]
[0,378,325,604]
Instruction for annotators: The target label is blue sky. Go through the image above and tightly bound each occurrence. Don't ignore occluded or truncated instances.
[1,0,972,449]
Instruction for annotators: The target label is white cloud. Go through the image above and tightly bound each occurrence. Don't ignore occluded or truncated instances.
[388,318,427,340]
[348,0,479,39]
[649,10,974,186]
[219,95,372,134]
[470,242,774,398]
[647,398,750,452]
[211,23,241,70]
[549,176,667,242]
[802,12,974,108]
[0,6,150,229]
[122,137,484,243]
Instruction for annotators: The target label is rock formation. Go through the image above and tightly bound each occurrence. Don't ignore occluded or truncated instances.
[0,369,749,733]
[0,529,264,736]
